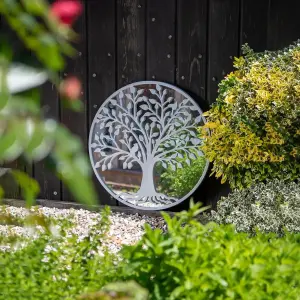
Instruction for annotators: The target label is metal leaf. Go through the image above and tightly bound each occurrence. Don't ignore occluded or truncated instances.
[137,89,144,95]
[149,98,157,105]
[130,86,137,94]
[107,163,112,170]
[102,164,107,171]
[91,143,98,148]
[177,162,183,169]
[196,150,204,156]
[152,132,159,138]
[162,162,167,169]
[186,159,191,166]
[119,91,124,99]
[95,161,101,168]
[119,156,127,160]
[103,107,109,114]
[191,138,201,145]
[190,106,198,111]
[195,115,202,124]
[139,135,144,141]
[156,84,162,91]
[125,94,132,100]
[189,153,196,160]
[127,102,132,110]
[94,148,101,153]
[128,162,133,169]
[178,153,183,159]
[140,104,148,110]
[149,89,156,95]
[123,162,128,169]
[111,99,117,105]
[125,117,129,124]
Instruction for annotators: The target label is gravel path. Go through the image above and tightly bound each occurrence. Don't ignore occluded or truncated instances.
[0,206,167,253]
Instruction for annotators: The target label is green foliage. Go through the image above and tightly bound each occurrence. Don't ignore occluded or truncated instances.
[77,281,149,300]
[210,179,300,235]
[0,206,119,300]
[158,155,207,198]
[0,0,97,205]
[201,42,300,189]
[119,203,300,299]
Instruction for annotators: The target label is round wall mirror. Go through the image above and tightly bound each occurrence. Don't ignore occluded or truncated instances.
[89,81,209,210]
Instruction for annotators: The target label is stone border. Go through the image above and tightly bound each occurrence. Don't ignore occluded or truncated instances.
[2,198,172,217]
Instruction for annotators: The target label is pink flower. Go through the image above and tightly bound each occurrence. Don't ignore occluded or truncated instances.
[50,0,83,26]
[60,76,82,100]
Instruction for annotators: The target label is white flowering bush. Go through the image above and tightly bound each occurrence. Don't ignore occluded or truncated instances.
[210,180,300,235]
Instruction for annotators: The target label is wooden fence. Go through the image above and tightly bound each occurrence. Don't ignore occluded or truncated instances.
[3,0,300,209]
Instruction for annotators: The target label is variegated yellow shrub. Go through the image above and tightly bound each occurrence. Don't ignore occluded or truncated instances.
[201,43,300,189]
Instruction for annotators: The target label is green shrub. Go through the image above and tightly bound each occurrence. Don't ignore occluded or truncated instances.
[158,155,207,198]
[201,42,300,189]
[0,207,118,300]
[0,0,97,206]
[119,203,300,299]
[210,179,300,235]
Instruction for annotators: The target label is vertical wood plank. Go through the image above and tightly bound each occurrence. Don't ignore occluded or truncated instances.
[0,17,25,199]
[203,0,240,208]
[117,0,146,88]
[60,2,88,201]
[240,0,269,52]
[146,0,176,83]
[87,0,117,205]
[207,0,240,105]
[116,0,146,206]
[177,0,208,105]
[268,0,300,50]
[34,83,61,200]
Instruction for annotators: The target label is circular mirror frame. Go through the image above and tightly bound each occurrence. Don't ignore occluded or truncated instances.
[88,81,209,210]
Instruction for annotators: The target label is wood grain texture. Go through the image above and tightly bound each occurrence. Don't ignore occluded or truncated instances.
[177,0,208,107]
[34,82,61,200]
[240,0,269,52]
[207,0,240,105]
[87,0,117,205]
[268,0,300,50]
[146,0,176,83]
[60,2,88,201]
[117,0,146,87]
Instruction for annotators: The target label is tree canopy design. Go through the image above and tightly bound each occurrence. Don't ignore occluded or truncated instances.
[89,83,207,208]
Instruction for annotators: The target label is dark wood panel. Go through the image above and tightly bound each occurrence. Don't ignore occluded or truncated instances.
[240,0,269,52]
[60,2,88,201]
[203,0,240,208]
[207,0,240,105]
[87,0,117,205]
[34,82,61,200]
[177,0,208,105]
[117,0,146,87]
[146,0,176,83]
[116,0,146,206]
[268,0,300,50]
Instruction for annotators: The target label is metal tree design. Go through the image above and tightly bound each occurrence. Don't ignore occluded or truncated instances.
[90,84,205,206]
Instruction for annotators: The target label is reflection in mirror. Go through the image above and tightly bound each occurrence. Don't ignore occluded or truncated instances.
[89,82,209,210]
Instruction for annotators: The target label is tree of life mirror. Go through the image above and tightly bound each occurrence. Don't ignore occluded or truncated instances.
[89,81,209,210]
